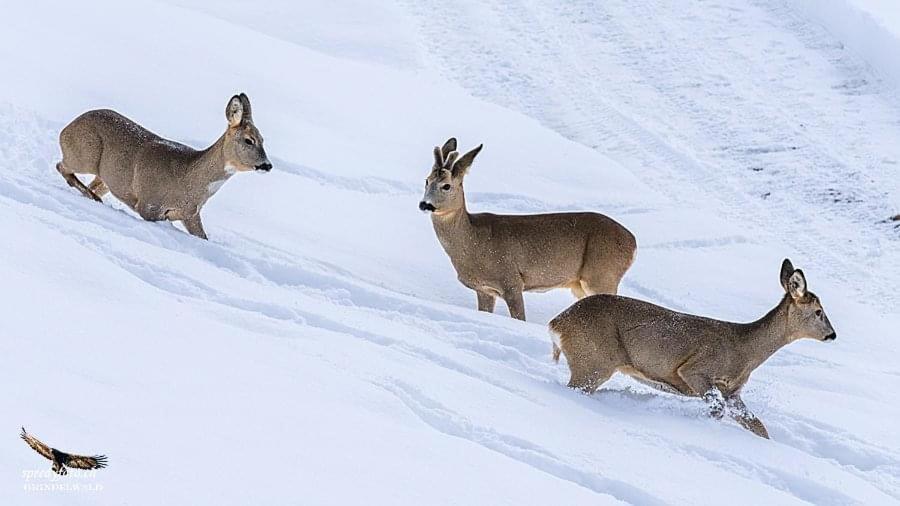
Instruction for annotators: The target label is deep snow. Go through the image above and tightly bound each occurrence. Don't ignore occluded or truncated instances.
[1,1,898,504]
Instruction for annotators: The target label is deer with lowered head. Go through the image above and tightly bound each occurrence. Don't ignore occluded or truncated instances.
[419,138,637,354]
[549,259,836,438]
[56,93,272,239]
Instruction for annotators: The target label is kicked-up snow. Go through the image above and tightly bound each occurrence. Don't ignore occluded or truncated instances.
[0,0,898,504]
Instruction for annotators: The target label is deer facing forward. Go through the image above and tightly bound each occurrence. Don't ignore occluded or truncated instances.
[419,138,636,348]
[56,93,272,239]
[549,259,836,438]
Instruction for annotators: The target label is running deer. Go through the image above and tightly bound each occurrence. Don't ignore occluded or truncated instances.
[419,138,637,351]
[56,93,272,239]
[549,259,836,438]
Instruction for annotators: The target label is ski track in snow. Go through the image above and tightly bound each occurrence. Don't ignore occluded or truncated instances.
[380,380,665,506]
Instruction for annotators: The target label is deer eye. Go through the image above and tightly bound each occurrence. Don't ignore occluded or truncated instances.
[815,309,823,318]
[244,138,255,146]
[441,184,451,191]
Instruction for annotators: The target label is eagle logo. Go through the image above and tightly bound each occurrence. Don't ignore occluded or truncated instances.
[20,427,108,475]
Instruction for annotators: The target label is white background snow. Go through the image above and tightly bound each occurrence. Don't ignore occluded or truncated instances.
[1,0,898,504]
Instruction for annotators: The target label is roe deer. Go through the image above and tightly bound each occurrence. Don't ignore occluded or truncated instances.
[549,259,836,438]
[419,138,637,356]
[56,93,272,239]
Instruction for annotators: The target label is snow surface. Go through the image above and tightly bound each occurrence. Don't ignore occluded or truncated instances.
[794,0,900,92]
[1,0,898,504]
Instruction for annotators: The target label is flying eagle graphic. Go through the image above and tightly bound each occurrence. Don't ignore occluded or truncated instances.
[20,427,108,475]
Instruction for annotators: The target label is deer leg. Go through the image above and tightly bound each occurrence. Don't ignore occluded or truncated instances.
[120,191,139,210]
[136,200,166,221]
[88,177,109,197]
[476,290,496,313]
[726,393,770,439]
[181,214,208,240]
[567,366,614,394]
[570,282,587,299]
[561,283,587,360]
[56,162,102,202]
[560,319,622,392]
[502,287,526,321]
[552,343,562,363]
[581,272,621,297]
[677,366,725,419]
[702,387,726,419]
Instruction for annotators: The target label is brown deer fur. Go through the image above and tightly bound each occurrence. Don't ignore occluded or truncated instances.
[56,93,272,239]
[549,259,836,438]
[419,138,636,361]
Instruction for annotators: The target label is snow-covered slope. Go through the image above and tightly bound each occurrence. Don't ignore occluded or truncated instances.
[1,1,897,504]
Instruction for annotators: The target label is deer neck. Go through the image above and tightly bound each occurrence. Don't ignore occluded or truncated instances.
[430,197,477,262]
[739,296,794,370]
[189,134,234,200]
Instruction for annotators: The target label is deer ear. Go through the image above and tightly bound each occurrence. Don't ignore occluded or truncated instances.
[226,95,244,127]
[433,146,443,168]
[786,269,807,300]
[779,258,795,291]
[444,151,459,169]
[452,144,483,178]
[238,93,253,122]
[441,138,457,159]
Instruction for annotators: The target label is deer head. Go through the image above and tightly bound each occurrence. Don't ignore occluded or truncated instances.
[779,258,836,342]
[419,137,482,216]
[223,93,272,173]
